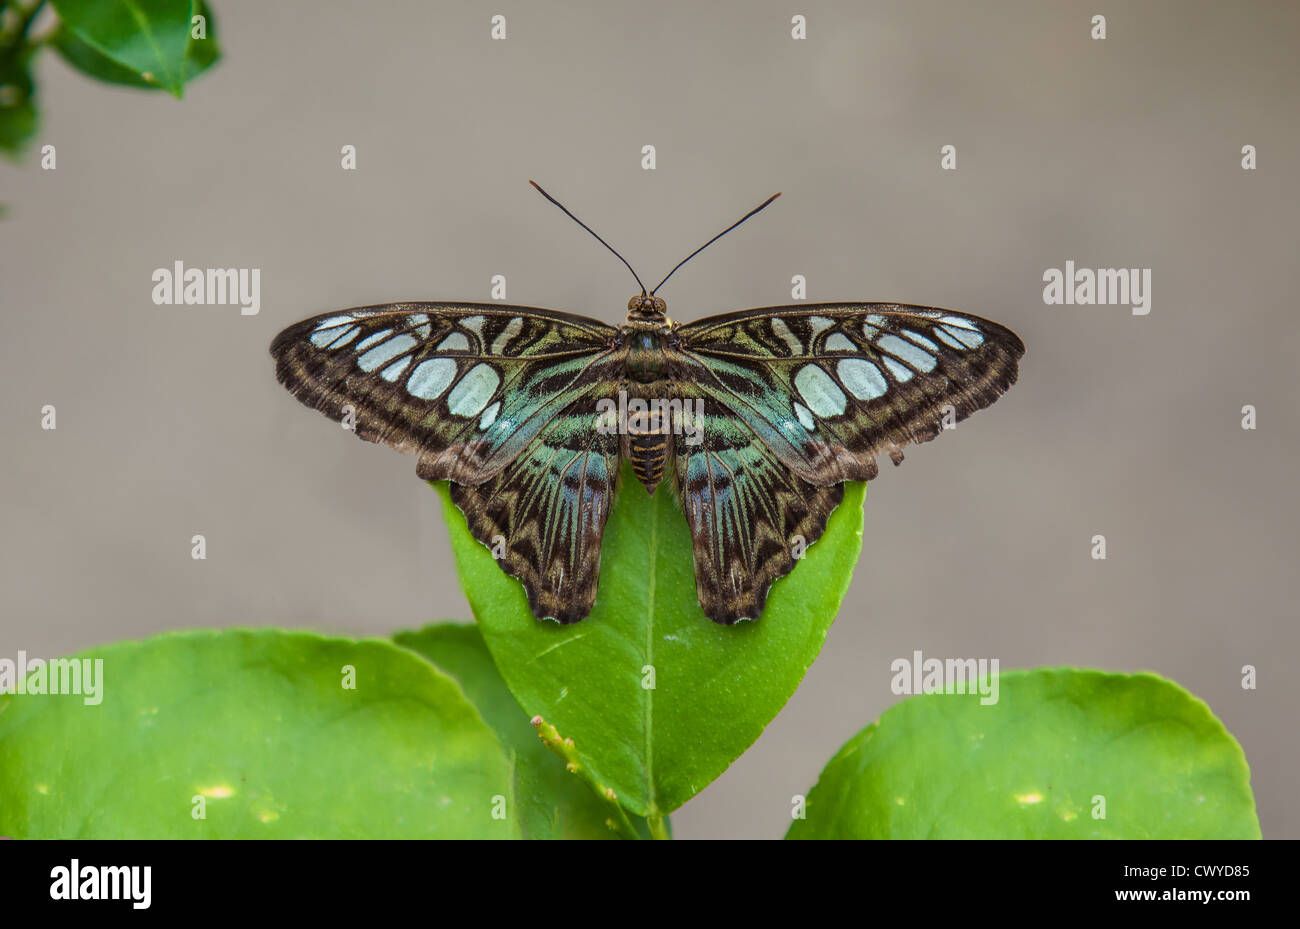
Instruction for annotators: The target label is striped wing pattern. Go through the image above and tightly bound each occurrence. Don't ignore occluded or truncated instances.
[271,303,617,484]
[675,304,1025,484]
[272,302,625,623]
[675,416,844,622]
[671,304,1023,621]
[449,406,620,623]
[272,300,1023,625]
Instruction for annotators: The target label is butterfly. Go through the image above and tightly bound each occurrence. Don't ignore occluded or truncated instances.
[271,183,1024,625]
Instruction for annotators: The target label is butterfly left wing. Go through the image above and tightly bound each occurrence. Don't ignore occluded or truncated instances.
[271,302,618,484]
[272,301,628,624]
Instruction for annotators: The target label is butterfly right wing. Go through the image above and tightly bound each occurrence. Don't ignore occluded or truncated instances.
[673,303,1024,485]
[449,398,622,624]
[669,302,1023,622]
[270,302,619,484]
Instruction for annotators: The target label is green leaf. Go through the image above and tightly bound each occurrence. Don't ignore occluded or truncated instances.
[787,668,1260,839]
[184,1,219,73]
[396,622,652,839]
[52,0,219,90]
[0,629,519,838]
[0,44,38,157]
[436,463,865,818]
[49,0,216,97]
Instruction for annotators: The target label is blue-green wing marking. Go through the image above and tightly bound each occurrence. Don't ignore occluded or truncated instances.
[271,302,619,485]
[674,415,843,623]
[449,402,622,624]
[272,301,626,623]
[674,303,1024,485]
[669,302,1022,622]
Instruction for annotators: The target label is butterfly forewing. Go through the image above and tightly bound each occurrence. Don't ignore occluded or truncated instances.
[674,304,1025,485]
[271,303,618,484]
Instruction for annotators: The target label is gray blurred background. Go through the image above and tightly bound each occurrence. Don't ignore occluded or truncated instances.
[2,0,1296,839]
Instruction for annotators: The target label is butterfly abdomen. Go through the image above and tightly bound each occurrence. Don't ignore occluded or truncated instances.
[621,384,675,496]
[628,429,670,495]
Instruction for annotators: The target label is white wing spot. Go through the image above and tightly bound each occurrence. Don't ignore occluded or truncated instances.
[479,400,501,430]
[380,356,413,382]
[404,313,432,339]
[940,324,984,348]
[312,315,355,332]
[824,332,856,353]
[934,328,965,350]
[355,329,392,351]
[900,330,941,353]
[435,332,470,352]
[866,314,887,328]
[770,318,802,355]
[311,325,359,349]
[808,316,834,337]
[407,358,458,400]
[358,334,417,371]
[878,334,937,372]
[940,314,979,330]
[882,357,914,382]
[461,315,487,337]
[490,317,524,354]
[837,358,888,400]
[447,363,501,417]
[794,364,846,417]
[793,401,816,431]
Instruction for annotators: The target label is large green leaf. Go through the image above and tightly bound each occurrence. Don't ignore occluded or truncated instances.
[396,623,652,839]
[787,668,1260,839]
[0,629,518,838]
[49,0,212,97]
[436,464,865,820]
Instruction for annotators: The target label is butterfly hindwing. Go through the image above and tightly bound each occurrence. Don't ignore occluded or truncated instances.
[674,303,1025,485]
[449,399,621,624]
[674,415,844,624]
[271,303,618,484]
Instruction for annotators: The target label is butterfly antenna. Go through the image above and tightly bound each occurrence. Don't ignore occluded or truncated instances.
[529,180,648,295]
[650,192,781,296]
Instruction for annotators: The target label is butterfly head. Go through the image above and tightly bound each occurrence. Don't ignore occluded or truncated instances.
[627,294,668,322]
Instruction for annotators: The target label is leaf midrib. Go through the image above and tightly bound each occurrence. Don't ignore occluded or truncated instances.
[643,492,658,814]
